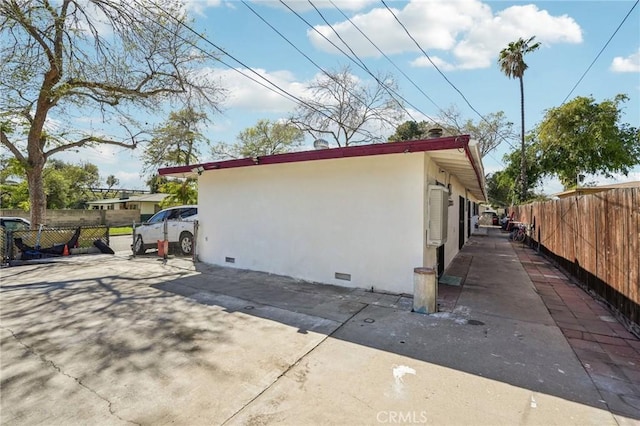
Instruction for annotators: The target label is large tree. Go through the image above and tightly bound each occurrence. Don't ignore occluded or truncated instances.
[388,108,516,158]
[0,155,29,209]
[0,158,100,210]
[387,120,429,142]
[211,119,304,160]
[158,179,197,207]
[47,159,100,208]
[536,94,640,189]
[498,36,541,202]
[499,139,545,204]
[142,106,210,173]
[0,0,223,226]
[290,66,404,147]
[485,172,511,208]
[439,108,517,158]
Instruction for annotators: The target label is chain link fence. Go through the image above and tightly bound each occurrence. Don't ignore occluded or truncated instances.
[2,226,110,264]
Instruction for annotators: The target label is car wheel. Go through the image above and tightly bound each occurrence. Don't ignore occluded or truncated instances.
[179,231,193,256]
[133,235,146,255]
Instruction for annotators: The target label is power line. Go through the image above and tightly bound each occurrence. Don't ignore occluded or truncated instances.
[329,0,506,166]
[329,0,442,113]
[280,0,435,124]
[379,0,519,154]
[308,1,372,77]
[242,0,412,129]
[379,1,483,122]
[129,0,377,143]
[135,0,509,160]
[307,0,423,124]
[561,0,638,104]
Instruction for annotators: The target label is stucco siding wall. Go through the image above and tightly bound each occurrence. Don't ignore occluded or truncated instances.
[444,175,467,268]
[198,153,426,294]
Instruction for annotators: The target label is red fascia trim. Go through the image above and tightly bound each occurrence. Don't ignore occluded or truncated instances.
[159,135,471,176]
[463,144,486,200]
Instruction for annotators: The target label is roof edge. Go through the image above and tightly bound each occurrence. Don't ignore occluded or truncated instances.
[160,136,471,176]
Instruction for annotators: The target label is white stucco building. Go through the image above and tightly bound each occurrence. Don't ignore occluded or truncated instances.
[161,135,485,295]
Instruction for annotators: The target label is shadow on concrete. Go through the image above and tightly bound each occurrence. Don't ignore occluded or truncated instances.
[145,229,626,418]
[2,229,636,422]
[0,264,226,409]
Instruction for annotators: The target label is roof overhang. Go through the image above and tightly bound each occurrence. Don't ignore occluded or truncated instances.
[160,135,486,201]
[86,198,124,205]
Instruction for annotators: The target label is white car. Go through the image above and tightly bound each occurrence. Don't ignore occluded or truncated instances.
[133,205,197,255]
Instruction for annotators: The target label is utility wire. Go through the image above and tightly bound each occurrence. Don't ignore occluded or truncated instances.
[280,0,436,124]
[129,0,375,142]
[329,0,442,113]
[307,0,421,124]
[330,0,505,167]
[380,0,518,153]
[242,0,409,141]
[242,0,412,129]
[137,0,507,164]
[309,1,372,77]
[561,0,638,104]
[380,1,485,123]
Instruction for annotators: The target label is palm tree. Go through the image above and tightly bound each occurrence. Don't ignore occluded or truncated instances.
[498,36,541,202]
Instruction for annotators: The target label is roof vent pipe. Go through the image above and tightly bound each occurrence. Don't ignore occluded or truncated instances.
[313,139,329,150]
[427,128,443,139]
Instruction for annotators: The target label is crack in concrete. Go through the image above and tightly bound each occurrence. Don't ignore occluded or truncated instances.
[3,326,140,426]
[220,302,370,425]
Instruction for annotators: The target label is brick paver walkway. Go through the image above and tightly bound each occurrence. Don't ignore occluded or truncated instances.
[513,242,640,420]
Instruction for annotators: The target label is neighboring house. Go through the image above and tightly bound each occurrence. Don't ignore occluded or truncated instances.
[160,136,485,295]
[553,181,640,199]
[87,193,168,220]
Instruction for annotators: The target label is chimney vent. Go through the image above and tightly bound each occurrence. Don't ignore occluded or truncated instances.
[427,128,443,139]
[313,139,329,150]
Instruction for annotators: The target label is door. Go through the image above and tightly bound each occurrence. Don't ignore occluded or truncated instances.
[459,196,465,250]
[467,200,472,238]
[437,244,445,277]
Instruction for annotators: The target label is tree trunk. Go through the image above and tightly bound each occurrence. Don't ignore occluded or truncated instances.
[26,157,47,228]
[519,75,527,202]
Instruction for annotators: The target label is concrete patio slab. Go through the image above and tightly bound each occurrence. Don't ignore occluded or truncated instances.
[1,227,637,425]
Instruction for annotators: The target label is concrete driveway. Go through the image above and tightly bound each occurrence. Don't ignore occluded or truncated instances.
[0,250,623,425]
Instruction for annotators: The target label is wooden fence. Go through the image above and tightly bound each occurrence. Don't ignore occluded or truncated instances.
[511,188,639,331]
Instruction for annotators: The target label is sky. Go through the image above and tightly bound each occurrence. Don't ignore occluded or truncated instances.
[58,0,640,196]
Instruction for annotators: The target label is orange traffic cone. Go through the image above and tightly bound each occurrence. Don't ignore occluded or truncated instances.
[62,244,69,256]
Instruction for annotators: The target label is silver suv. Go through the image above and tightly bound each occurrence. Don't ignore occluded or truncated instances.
[133,205,197,255]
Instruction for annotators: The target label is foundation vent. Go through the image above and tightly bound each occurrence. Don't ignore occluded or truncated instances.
[335,272,351,281]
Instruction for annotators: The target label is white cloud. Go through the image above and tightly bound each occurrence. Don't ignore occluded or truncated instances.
[309,0,583,70]
[410,56,456,71]
[263,0,377,13]
[183,0,223,16]
[215,67,305,113]
[539,176,564,196]
[112,171,146,190]
[483,164,503,175]
[611,49,640,73]
[539,169,640,196]
[589,170,640,186]
[51,143,125,167]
